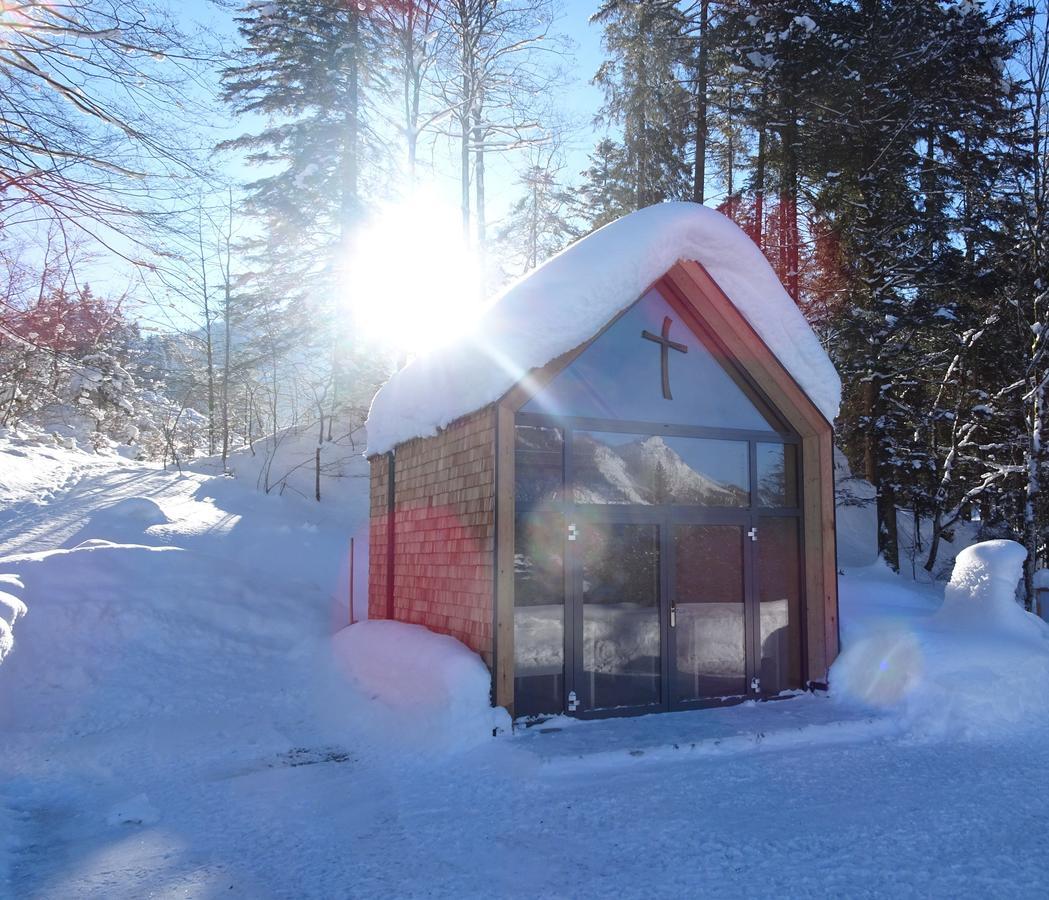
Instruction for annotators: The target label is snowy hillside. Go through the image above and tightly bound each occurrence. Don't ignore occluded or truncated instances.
[3,436,1049,896]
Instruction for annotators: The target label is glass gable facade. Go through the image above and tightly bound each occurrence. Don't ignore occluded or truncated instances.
[513,285,804,720]
[521,288,778,431]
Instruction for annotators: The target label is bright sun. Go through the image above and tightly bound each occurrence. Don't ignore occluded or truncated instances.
[345,192,485,358]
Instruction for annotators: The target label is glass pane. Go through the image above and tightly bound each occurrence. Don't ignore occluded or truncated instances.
[756,443,798,507]
[514,510,565,717]
[673,525,747,701]
[521,288,777,430]
[757,517,802,694]
[573,431,748,506]
[515,425,563,508]
[581,522,661,710]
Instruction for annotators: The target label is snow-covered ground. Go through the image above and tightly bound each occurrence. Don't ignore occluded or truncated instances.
[3,435,1049,897]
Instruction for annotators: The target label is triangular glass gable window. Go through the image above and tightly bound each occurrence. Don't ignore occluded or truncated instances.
[521,288,778,430]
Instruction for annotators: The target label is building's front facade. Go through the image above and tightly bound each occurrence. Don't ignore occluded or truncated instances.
[369,255,838,721]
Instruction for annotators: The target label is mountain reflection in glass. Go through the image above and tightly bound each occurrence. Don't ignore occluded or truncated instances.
[515,424,563,508]
[573,431,749,506]
[521,288,777,431]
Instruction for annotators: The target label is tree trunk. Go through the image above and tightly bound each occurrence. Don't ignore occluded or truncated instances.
[473,96,486,262]
[528,179,539,270]
[199,214,216,455]
[405,21,418,183]
[782,111,800,302]
[315,446,322,503]
[343,10,360,236]
[1024,376,1045,609]
[460,54,472,237]
[692,1,709,205]
[221,188,233,470]
[754,126,766,250]
[863,375,900,570]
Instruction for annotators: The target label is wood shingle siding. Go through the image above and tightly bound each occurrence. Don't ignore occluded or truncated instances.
[367,407,496,665]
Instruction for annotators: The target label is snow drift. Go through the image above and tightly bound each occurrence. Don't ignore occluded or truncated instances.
[0,574,26,663]
[366,202,840,454]
[833,541,1049,737]
[328,620,509,753]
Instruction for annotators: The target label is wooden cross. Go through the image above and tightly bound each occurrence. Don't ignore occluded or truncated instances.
[641,316,688,400]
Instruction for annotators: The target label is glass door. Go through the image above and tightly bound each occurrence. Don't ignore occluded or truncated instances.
[572,515,663,714]
[669,521,750,705]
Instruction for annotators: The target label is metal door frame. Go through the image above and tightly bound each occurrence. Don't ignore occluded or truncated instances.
[665,512,756,712]
[514,416,804,720]
[565,505,770,718]
[565,504,666,719]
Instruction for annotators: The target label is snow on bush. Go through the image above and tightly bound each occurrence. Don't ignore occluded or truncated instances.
[936,541,1037,634]
[328,620,510,753]
[833,540,1049,738]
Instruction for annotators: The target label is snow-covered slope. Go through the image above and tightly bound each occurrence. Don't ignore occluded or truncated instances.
[367,202,841,455]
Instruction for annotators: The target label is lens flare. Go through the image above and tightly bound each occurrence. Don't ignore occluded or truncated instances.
[344,191,485,358]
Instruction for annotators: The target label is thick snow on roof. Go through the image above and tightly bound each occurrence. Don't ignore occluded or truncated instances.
[366,202,841,455]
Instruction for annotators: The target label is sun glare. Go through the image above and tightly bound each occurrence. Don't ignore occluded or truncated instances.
[345,192,485,358]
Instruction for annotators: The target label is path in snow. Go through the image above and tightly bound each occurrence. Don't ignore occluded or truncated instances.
[11,714,1049,898]
[0,460,215,557]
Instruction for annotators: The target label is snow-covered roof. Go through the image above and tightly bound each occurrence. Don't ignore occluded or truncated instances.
[366,202,841,455]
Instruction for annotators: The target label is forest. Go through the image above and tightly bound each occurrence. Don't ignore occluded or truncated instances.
[1,0,1047,597]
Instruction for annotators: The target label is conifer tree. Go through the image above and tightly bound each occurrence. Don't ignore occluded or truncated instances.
[576,138,633,233]
[803,0,1015,571]
[592,0,692,212]
[219,0,386,293]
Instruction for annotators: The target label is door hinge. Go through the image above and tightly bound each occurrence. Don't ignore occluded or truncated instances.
[748,527,758,542]
[567,523,578,542]
[751,676,762,693]
[567,690,579,712]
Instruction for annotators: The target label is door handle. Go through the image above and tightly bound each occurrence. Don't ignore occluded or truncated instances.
[670,605,676,628]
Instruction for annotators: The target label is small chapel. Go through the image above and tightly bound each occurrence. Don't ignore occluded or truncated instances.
[365,202,840,720]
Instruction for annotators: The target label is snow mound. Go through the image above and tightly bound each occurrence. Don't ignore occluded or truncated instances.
[0,574,26,662]
[833,541,1049,738]
[328,620,509,752]
[101,496,170,526]
[366,202,840,454]
[937,541,1034,634]
[65,497,172,548]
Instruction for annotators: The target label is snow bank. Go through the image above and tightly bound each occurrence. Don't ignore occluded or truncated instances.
[0,540,328,737]
[190,417,371,621]
[328,620,509,752]
[366,202,840,455]
[0,574,26,663]
[833,541,1049,738]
